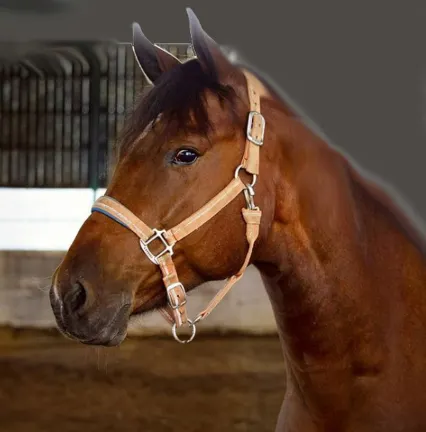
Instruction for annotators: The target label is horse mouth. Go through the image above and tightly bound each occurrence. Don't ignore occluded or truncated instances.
[79,327,128,347]
[56,315,129,347]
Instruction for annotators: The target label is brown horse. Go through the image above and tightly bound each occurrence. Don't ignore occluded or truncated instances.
[50,8,426,432]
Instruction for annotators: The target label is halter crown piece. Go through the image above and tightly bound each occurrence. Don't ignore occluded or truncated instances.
[91,69,267,343]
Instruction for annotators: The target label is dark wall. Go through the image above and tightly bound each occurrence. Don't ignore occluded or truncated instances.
[1,0,426,222]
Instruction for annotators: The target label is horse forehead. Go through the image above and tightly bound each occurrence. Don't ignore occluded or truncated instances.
[201,91,237,126]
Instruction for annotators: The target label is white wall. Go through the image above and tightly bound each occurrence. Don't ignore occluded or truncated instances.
[0,188,106,251]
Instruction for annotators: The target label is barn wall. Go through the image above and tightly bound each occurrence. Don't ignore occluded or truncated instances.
[0,251,277,335]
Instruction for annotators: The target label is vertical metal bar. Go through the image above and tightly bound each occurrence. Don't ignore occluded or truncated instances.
[34,72,41,186]
[65,63,72,187]
[114,43,120,148]
[132,42,137,108]
[28,68,36,187]
[123,42,128,126]
[18,65,27,186]
[93,43,108,189]
[103,44,111,188]
[47,70,55,187]
[24,66,31,187]
[125,46,130,125]
[84,48,101,191]
[61,63,67,186]
[8,65,15,186]
[80,71,89,188]
[69,59,75,187]
[0,65,4,185]
[52,68,58,187]
[43,70,50,187]
[56,64,65,187]
[10,65,16,185]
[16,65,22,185]
[36,71,42,186]
[78,60,84,187]
[116,43,129,179]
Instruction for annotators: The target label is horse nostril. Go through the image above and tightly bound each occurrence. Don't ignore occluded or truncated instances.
[64,280,88,314]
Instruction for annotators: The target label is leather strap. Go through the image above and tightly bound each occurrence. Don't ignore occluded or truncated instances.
[195,207,262,321]
[157,254,188,326]
[93,176,246,247]
[167,177,246,244]
[92,196,154,241]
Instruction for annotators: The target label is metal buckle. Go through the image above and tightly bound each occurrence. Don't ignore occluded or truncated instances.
[246,111,265,146]
[140,229,173,265]
[166,282,187,309]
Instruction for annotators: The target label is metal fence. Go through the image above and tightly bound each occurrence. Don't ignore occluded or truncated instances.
[0,41,194,189]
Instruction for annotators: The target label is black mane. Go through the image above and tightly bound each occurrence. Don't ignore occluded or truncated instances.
[119,58,236,153]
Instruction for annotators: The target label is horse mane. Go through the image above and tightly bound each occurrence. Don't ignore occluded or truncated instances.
[226,47,426,257]
[347,165,426,257]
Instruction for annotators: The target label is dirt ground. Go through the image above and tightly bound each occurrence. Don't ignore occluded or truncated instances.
[0,328,286,432]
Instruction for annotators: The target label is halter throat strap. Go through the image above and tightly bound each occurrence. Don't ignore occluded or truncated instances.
[91,69,267,343]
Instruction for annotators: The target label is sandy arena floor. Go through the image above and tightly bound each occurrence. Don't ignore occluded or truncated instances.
[0,329,286,432]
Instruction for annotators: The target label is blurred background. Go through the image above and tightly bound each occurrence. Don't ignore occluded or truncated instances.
[0,1,425,432]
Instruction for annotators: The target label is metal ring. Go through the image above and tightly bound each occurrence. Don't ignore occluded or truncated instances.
[172,319,197,344]
[234,165,257,187]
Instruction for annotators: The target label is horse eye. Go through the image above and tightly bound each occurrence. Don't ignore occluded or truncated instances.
[172,149,199,165]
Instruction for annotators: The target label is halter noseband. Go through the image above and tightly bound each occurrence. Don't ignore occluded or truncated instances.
[91,70,267,344]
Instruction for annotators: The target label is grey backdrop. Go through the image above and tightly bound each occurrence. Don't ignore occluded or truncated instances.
[1,0,425,222]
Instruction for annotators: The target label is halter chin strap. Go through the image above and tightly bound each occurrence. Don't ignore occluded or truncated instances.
[91,69,268,343]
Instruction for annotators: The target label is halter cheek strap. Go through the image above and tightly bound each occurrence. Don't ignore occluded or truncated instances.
[91,69,267,343]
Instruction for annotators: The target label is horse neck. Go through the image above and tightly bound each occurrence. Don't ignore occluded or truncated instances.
[252,101,426,411]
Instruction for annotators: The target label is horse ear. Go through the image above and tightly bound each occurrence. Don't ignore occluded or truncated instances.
[186,8,236,83]
[132,22,182,85]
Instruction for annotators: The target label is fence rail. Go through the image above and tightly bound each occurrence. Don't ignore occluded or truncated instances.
[0,41,195,189]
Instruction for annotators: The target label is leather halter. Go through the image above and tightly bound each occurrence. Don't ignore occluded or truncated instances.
[91,69,267,343]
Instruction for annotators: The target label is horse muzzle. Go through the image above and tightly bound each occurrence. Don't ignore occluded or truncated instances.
[49,281,132,347]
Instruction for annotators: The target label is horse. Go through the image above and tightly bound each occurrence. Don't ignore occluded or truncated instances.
[49,8,426,432]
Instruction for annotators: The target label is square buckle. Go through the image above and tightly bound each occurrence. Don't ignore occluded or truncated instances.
[166,282,187,309]
[246,111,265,146]
[140,228,173,265]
